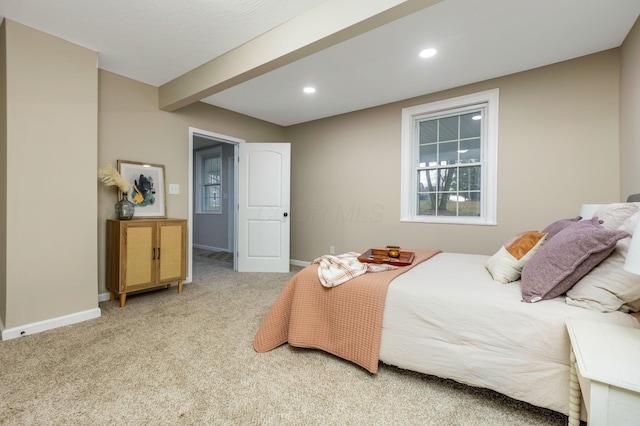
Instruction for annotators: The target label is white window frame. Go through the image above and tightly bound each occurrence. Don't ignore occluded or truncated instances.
[195,146,223,215]
[400,89,499,225]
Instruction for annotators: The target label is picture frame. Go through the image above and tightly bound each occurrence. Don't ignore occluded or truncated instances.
[117,160,167,218]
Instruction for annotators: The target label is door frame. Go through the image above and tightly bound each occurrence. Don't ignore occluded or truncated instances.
[188,127,242,279]
[227,156,235,253]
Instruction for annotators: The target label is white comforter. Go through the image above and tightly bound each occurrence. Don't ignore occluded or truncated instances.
[379,252,640,416]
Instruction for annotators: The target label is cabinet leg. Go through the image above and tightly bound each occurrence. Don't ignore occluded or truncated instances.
[119,293,127,308]
[109,291,115,301]
[568,349,582,426]
[178,281,183,294]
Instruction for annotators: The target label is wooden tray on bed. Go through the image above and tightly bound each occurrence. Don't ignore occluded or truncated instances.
[358,248,415,266]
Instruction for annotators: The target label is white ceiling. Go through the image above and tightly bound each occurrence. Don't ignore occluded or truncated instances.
[1,0,639,126]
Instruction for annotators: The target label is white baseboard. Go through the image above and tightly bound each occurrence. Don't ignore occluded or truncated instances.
[98,292,111,302]
[1,308,101,341]
[193,244,230,253]
[290,259,311,267]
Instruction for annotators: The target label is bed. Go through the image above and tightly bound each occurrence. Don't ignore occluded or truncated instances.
[254,203,640,421]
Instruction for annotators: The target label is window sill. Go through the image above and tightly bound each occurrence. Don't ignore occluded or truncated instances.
[400,217,497,226]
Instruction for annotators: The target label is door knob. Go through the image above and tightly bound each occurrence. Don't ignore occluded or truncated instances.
[283,212,288,217]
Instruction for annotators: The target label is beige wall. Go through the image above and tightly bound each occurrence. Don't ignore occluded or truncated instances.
[97,70,285,294]
[620,16,640,199]
[285,50,621,262]
[2,20,98,328]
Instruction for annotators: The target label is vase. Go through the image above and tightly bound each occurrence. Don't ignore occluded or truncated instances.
[115,193,135,220]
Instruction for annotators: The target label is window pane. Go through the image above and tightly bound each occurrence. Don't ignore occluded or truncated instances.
[458,195,481,217]
[418,170,438,191]
[438,168,457,193]
[417,193,435,215]
[204,157,220,173]
[460,112,481,139]
[205,171,219,185]
[439,116,458,141]
[204,185,217,198]
[419,120,437,143]
[439,142,458,165]
[438,193,457,216]
[419,144,437,167]
[459,139,480,164]
[203,184,221,212]
[458,166,481,191]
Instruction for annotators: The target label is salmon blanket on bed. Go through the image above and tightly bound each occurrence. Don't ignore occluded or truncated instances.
[253,249,441,373]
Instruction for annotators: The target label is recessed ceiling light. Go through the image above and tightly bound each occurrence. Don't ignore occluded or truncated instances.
[419,48,437,58]
[303,86,316,94]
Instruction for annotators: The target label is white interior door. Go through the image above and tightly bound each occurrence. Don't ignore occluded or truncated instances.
[237,142,290,272]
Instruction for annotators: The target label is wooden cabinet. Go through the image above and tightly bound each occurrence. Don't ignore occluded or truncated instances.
[106,218,187,307]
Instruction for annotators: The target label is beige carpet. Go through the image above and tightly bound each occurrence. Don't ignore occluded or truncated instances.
[0,251,569,425]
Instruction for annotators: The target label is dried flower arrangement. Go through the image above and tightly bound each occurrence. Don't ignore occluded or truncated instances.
[97,164,130,193]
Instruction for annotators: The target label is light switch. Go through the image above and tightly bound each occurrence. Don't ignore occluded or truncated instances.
[168,184,180,194]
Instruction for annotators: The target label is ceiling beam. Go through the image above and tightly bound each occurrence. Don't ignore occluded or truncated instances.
[158,0,442,111]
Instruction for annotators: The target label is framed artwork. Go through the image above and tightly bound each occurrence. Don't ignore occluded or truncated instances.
[117,160,167,218]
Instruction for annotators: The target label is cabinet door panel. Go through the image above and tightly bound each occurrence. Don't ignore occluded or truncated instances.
[158,222,185,283]
[124,225,155,288]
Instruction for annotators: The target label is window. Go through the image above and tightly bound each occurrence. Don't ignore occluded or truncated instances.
[195,146,222,214]
[401,89,498,225]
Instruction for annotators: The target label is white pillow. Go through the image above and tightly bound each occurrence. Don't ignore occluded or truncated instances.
[486,231,547,284]
[566,211,640,312]
[594,202,640,230]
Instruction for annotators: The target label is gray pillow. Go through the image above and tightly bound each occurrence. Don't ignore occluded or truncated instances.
[521,217,629,303]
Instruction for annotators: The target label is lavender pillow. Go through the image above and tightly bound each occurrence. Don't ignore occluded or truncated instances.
[541,216,581,239]
[521,218,629,303]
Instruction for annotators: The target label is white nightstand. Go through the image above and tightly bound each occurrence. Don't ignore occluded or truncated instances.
[566,318,640,426]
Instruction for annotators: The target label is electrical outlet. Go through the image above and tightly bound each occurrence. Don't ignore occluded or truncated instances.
[329,246,335,255]
[168,184,180,194]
